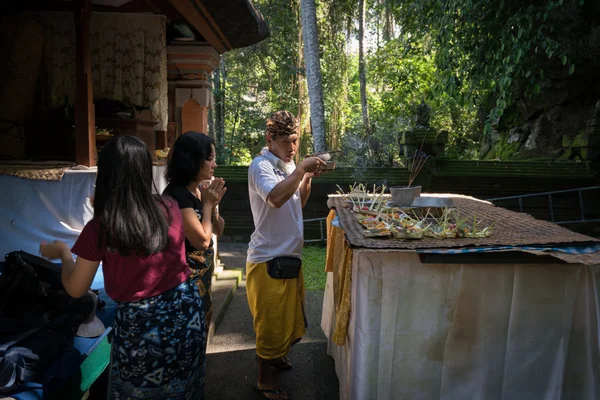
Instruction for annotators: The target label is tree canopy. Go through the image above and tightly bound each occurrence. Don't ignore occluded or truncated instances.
[212,0,597,166]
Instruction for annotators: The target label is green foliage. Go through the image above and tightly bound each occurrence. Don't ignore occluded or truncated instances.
[212,0,303,166]
[363,34,481,161]
[218,0,360,163]
[218,144,255,166]
[390,0,583,135]
[302,244,327,291]
[215,0,584,165]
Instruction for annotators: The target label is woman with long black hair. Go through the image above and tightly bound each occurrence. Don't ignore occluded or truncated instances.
[163,131,227,332]
[39,135,206,399]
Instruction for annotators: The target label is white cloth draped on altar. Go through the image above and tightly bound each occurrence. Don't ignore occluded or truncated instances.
[0,166,167,257]
[322,249,600,400]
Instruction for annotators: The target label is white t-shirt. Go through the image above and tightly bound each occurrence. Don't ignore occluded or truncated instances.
[247,148,304,263]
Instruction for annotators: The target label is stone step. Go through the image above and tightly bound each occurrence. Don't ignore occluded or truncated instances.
[215,267,243,282]
[207,267,243,346]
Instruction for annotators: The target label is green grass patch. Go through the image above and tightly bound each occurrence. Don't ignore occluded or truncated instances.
[302,243,327,290]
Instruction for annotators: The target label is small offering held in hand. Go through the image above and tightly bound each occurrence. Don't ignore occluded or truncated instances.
[306,151,340,173]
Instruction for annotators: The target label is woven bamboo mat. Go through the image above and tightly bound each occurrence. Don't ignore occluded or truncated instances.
[328,194,599,250]
[0,161,76,181]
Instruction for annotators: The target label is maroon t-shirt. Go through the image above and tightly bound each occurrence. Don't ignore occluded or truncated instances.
[72,199,190,302]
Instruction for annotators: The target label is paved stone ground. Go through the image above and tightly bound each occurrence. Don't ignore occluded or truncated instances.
[206,243,340,400]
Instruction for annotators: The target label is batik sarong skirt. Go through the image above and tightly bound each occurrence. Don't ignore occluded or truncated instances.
[108,278,206,400]
[188,246,215,330]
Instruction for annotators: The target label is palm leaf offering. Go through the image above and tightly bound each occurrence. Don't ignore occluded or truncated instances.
[336,184,494,240]
[336,183,389,214]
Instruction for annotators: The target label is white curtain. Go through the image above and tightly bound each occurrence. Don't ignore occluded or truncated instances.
[33,12,168,131]
[322,250,600,400]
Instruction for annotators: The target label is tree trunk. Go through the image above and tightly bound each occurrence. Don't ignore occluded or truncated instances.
[330,105,338,150]
[207,106,215,138]
[296,7,306,163]
[229,89,242,164]
[358,0,371,136]
[208,72,215,139]
[376,0,380,50]
[346,16,352,57]
[214,57,226,154]
[384,0,394,41]
[300,0,327,153]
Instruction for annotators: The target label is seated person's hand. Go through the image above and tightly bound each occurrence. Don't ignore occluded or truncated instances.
[40,240,69,260]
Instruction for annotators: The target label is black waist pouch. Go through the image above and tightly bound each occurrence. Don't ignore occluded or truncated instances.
[266,257,302,279]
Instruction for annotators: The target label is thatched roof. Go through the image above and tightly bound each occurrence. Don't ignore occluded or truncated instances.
[200,0,269,50]
[1,0,270,53]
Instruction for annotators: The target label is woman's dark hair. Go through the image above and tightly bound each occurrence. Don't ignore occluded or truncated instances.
[94,135,170,256]
[165,131,215,186]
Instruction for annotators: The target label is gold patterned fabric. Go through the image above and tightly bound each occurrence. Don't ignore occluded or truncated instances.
[32,12,168,131]
[325,210,353,346]
[188,247,215,331]
[0,161,74,180]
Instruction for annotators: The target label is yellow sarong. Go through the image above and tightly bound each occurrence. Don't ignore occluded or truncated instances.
[325,209,353,346]
[246,261,306,360]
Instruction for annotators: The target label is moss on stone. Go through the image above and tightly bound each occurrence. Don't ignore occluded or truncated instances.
[490,132,523,160]
[563,130,589,148]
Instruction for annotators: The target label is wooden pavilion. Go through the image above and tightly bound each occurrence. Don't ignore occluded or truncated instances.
[0,0,269,166]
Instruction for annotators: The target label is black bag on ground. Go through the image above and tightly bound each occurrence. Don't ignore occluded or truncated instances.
[266,257,302,279]
[0,251,95,394]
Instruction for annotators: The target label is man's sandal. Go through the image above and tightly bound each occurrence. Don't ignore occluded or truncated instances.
[255,355,293,370]
[253,384,288,399]
[268,355,293,370]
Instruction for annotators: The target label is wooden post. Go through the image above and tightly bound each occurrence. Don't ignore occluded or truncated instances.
[74,0,96,166]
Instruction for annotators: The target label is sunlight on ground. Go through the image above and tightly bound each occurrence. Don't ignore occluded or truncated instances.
[207,334,326,354]
[207,333,256,354]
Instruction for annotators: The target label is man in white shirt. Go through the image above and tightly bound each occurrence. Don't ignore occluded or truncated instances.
[246,111,326,400]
